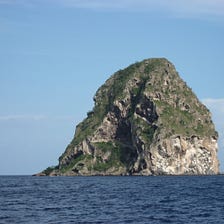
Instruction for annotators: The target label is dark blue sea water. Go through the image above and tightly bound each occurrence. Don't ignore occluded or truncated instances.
[0,176,224,224]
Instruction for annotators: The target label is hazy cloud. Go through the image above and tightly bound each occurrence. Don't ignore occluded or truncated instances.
[0,0,34,7]
[202,98,224,146]
[56,0,224,17]
[1,0,224,17]
[0,115,47,121]
[0,115,74,122]
[202,98,224,134]
[203,98,224,115]
[203,98,224,170]
[0,0,14,4]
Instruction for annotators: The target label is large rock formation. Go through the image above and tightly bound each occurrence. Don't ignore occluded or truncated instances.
[42,58,219,176]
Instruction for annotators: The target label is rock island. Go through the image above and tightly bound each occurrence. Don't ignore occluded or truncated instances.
[39,58,219,176]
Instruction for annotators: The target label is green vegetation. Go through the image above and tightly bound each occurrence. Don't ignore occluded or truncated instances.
[94,141,115,153]
[71,61,143,146]
[92,142,124,171]
[60,154,92,173]
[91,158,123,172]
[110,62,141,100]
[142,124,156,144]
[71,116,100,146]
[133,117,156,144]
[144,58,165,74]
[43,166,57,175]
[154,101,216,137]
[69,59,172,147]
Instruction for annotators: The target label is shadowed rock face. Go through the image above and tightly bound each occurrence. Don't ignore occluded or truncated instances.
[41,58,219,176]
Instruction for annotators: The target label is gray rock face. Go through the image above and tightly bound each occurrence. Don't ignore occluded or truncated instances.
[42,58,219,176]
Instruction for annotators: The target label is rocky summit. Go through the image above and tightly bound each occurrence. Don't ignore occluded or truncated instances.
[41,58,219,176]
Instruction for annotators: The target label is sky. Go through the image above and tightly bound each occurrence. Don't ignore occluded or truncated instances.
[0,0,224,175]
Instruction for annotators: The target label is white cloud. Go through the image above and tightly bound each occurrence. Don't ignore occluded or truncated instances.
[202,98,224,115]
[202,98,224,132]
[0,0,13,4]
[1,0,224,17]
[0,0,34,7]
[203,98,224,171]
[0,115,75,122]
[55,0,224,17]
[0,115,47,121]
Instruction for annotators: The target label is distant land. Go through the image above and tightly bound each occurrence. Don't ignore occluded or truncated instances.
[36,58,219,176]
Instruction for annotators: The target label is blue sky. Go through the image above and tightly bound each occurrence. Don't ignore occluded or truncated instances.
[0,0,224,175]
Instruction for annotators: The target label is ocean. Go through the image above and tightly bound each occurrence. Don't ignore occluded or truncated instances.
[0,175,224,223]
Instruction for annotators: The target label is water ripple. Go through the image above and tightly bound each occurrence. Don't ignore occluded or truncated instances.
[0,176,224,223]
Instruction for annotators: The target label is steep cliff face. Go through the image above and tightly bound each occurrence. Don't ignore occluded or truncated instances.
[43,58,219,176]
